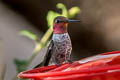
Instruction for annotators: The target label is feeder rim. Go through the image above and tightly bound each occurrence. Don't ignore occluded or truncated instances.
[18,64,120,79]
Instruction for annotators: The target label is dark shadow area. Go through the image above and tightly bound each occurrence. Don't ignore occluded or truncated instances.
[2,0,120,60]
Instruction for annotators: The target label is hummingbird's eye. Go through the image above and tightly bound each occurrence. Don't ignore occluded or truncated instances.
[55,19,60,23]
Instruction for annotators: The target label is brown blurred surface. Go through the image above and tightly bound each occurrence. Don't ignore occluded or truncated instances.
[3,0,120,57]
[0,0,120,79]
[0,3,43,80]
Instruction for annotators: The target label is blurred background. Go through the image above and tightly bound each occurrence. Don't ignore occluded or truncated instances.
[0,0,120,80]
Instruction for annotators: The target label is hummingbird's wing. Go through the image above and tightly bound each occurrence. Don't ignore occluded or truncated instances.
[43,40,54,66]
[34,40,54,68]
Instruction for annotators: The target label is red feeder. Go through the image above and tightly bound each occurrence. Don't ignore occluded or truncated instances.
[18,51,120,80]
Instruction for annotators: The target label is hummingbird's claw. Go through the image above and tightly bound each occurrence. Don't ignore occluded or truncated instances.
[67,59,73,63]
[55,62,61,66]
[57,63,61,66]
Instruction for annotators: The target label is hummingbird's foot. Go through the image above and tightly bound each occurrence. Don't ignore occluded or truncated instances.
[55,62,61,66]
[67,59,73,63]
[57,63,61,66]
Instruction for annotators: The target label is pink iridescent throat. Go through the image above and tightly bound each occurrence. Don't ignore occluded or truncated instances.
[53,23,68,34]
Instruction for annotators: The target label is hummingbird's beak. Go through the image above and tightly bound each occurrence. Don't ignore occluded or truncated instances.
[59,19,81,23]
[67,19,81,23]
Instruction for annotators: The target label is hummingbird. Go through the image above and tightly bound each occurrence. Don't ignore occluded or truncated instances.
[35,16,80,68]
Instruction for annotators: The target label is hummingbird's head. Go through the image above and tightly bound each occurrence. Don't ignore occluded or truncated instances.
[53,16,80,34]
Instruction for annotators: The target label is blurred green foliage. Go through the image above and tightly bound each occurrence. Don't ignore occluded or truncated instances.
[14,59,28,73]
[47,11,60,28]
[20,30,38,41]
[15,3,80,80]
[56,3,68,17]
[68,7,80,18]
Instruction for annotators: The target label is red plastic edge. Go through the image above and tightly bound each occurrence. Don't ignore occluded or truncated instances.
[18,51,120,79]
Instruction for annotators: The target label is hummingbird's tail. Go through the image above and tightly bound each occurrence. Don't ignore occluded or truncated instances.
[34,40,54,68]
[34,55,51,68]
[34,61,44,68]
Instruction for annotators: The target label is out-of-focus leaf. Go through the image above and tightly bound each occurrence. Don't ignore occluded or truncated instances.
[20,30,38,41]
[68,7,80,18]
[14,59,28,73]
[56,3,68,17]
[0,64,6,80]
[16,3,80,80]
[47,11,61,28]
